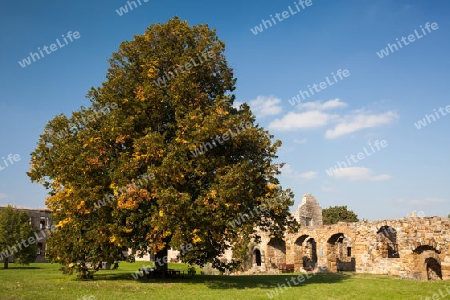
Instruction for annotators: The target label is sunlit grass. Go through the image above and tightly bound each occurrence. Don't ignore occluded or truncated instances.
[0,263,448,299]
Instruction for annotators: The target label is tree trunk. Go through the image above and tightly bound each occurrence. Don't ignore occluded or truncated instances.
[4,257,8,269]
[155,246,168,279]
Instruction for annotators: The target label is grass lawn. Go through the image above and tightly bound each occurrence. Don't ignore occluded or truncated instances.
[0,262,448,300]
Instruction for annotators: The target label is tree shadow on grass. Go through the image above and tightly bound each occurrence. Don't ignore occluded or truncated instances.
[87,271,135,281]
[198,273,349,290]
[0,266,41,270]
[92,271,196,282]
[124,272,349,290]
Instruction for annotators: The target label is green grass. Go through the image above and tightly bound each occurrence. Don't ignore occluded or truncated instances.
[0,262,448,299]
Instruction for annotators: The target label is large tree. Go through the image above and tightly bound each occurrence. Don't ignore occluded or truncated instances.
[27,17,297,278]
[322,205,359,225]
[0,206,37,269]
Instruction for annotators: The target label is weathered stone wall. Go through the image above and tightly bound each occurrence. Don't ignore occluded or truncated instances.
[292,194,323,227]
[276,216,450,281]
[248,194,450,281]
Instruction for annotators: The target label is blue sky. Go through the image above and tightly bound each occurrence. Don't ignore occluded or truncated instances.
[0,0,449,220]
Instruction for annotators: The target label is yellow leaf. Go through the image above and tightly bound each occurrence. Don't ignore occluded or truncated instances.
[147,66,157,78]
[267,183,276,190]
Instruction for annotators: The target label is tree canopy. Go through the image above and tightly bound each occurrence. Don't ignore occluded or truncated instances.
[322,205,359,225]
[0,206,37,269]
[27,17,297,278]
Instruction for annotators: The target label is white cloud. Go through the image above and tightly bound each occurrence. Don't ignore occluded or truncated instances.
[325,111,398,139]
[297,98,348,111]
[268,98,397,137]
[0,193,8,199]
[281,164,318,182]
[299,171,319,180]
[293,138,307,144]
[329,167,391,181]
[321,185,338,192]
[269,111,338,131]
[407,198,446,205]
[248,95,282,117]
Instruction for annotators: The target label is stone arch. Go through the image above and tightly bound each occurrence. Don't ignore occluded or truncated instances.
[413,245,441,255]
[253,248,262,267]
[267,237,286,269]
[376,225,399,258]
[294,235,309,267]
[412,245,442,281]
[326,232,355,272]
[295,234,310,246]
[303,237,318,269]
[425,257,442,280]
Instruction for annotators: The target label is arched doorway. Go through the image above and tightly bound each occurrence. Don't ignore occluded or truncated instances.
[425,257,442,280]
[253,249,262,267]
[294,235,308,266]
[376,226,399,258]
[294,235,318,269]
[267,237,286,269]
[302,238,317,269]
[327,233,355,272]
[412,245,443,281]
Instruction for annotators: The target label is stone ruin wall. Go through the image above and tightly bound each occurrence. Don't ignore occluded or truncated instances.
[292,194,323,227]
[255,216,450,281]
[246,195,450,281]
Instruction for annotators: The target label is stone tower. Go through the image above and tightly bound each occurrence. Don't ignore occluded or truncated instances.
[292,194,323,227]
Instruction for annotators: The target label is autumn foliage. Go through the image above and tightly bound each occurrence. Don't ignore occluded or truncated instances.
[27,17,297,277]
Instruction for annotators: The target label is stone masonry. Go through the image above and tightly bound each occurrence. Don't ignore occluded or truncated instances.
[247,194,450,281]
[292,194,323,227]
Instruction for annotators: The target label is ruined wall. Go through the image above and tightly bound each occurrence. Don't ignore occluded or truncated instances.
[281,216,450,281]
[292,194,323,227]
[251,194,450,281]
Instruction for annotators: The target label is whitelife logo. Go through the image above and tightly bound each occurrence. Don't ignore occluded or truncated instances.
[0,154,21,172]
[93,172,155,210]
[115,0,149,16]
[376,22,438,59]
[18,31,81,68]
[288,69,350,106]
[190,121,252,157]
[413,104,450,129]
[325,140,388,176]
[45,102,118,140]
[153,49,215,87]
[131,243,194,280]
[0,226,56,261]
[250,0,313,35]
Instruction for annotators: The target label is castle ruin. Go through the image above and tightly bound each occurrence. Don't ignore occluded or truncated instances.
[246,194,450,281]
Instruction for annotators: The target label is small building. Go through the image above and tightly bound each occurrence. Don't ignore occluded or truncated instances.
[0,206,53,262]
